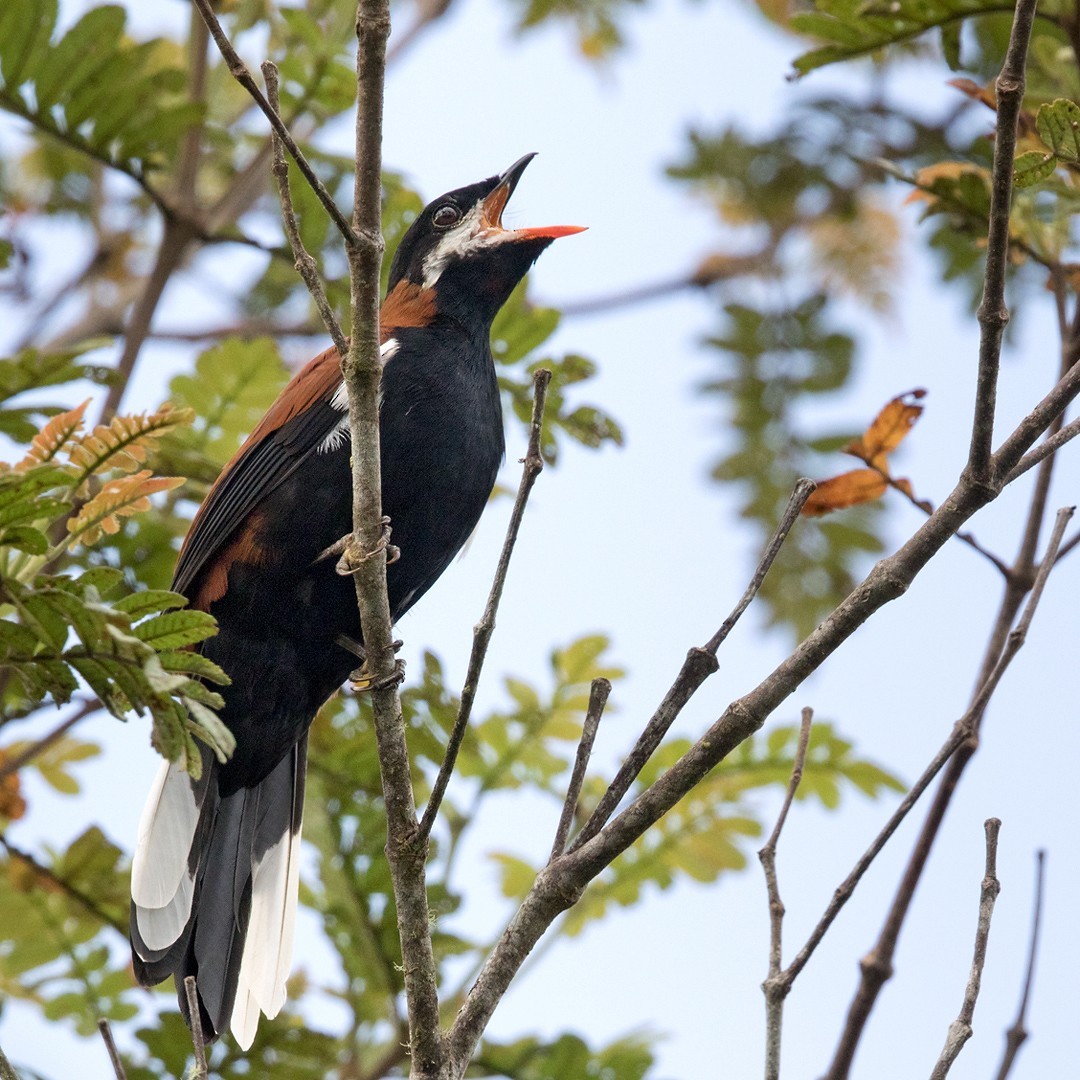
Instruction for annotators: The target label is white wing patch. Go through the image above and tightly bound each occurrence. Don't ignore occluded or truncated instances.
[319,338,399,453]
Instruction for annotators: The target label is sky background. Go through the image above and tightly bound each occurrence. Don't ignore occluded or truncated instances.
[2,0,1078,1077]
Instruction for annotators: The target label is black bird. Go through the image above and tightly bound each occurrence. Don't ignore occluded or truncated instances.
[129,155,583,1047]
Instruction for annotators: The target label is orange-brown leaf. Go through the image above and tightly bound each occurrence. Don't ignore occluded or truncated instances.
[66,470,186,546]
[844,388,926,470]
[802,470,888,516]
[948,78,996,111]
[15,400,89,471]
[0,752,27,821]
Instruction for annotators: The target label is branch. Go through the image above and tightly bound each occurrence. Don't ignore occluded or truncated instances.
[184,976,209,1079]
[550,678,612,861]
[823,506,1072,1080]
[0,699,99,783]
[418,369,552,843]
[968,0,1039,480]
[190,0,359,247]
[567,478,816,853]
[97,1019,128,1080]
[339,0,444,1074]
[928,818,1002,1080]
[1004,413,1080,484]
[262,61,349,360]
[994,849,1046,1080]
[385,0,455,64]
[759,707,812,1080]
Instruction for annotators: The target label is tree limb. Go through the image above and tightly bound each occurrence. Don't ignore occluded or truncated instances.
[96,1018,128,1080]
[994,849,1046,1080]
[928,818,1002,1080]
[760,706,813,1080]
[968,0,1039,480]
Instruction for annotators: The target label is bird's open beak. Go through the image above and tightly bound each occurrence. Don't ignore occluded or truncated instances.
[481,154,587,241]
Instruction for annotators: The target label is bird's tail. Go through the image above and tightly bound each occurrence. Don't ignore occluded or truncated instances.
[130,737,307,1050]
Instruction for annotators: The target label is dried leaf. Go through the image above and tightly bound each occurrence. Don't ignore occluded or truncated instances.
[802,469,888,516]
[66,471,185,547]
[0,751,28,820]
[844,388,926,469]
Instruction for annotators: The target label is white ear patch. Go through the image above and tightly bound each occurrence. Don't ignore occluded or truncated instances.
[421,202,500,289]
[320,338,399,452]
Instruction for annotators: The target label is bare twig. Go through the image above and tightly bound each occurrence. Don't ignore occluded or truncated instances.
[824,506,1071,1080]
[550,678,612,861]
[568,478,816,853]
[184,976,209,1078]
[968,0,1039,480]
[0,699,99,783]
[263,61,348,360]
[419,369,552,843]
[1005,414,1080,484]
[190,0,358,247]
[97,1019,128,1080]
[759,707,813,1080]
[928,818,1002,1080]
[994,849,1046,1080]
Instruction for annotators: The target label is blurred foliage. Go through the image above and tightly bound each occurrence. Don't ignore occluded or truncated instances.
[1,0,1075,1074]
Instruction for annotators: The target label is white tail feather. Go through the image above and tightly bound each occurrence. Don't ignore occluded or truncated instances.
[131,761,201,908]
[134,870,196,951]
[230,817,303,1041]
[230,983,261,1052]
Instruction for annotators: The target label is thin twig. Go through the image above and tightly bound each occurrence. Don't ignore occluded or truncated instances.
[823,505,1071,1080]
[419,369,552,843]
[968,0,1039,480]
[262,61,349,359]
[184,976,209,1079]
[97,1019,128,1080]
[0,699,100,783]
[994,849,1046,1080]
[928,818,1002,1080]
[1005,414,1080,484]
[550,678,612,861]
[568,478,815,854]
[759,707,813,1080]
[190,0,358,247]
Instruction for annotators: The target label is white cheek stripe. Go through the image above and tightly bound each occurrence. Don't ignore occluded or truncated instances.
[320,337,398,452]
[421,203,502,289]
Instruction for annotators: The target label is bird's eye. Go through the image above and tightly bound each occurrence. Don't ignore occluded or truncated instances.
[433,204,460,228]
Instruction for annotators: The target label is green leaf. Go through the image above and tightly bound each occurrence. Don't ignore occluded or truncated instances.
[1013,151,1058,188]
[1036,98,1080,163]
[131,609,217,650]
[112,589,188,620]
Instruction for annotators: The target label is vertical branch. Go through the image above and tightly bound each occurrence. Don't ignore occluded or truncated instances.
[342,0,444,1076]
[550,677,612,861]
[928,818,1002,1080]
[184,977,208,1079]
[0,1045,20,1080]
[968,0,1039,480]
[759,707,812,1080]
[994,849,1046,1080]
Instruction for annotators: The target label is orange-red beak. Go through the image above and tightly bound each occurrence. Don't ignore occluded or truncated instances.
[480,154,587,241]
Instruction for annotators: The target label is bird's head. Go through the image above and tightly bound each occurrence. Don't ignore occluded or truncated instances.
[386,154,584,327]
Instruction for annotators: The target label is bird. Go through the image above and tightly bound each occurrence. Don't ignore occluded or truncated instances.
[129,154,583,1049]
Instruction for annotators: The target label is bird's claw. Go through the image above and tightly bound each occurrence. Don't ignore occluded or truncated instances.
[333,517,400,576]
[349,656,406,693]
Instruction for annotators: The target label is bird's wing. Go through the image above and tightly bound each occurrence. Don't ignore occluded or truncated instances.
[172,345,345,599]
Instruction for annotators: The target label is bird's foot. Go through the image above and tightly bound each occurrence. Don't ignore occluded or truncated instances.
[349,655,406,693]
[327,517,401,576]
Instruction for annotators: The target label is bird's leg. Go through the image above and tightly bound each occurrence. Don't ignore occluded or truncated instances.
[313,516,401,576]
[348,639,405,693]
